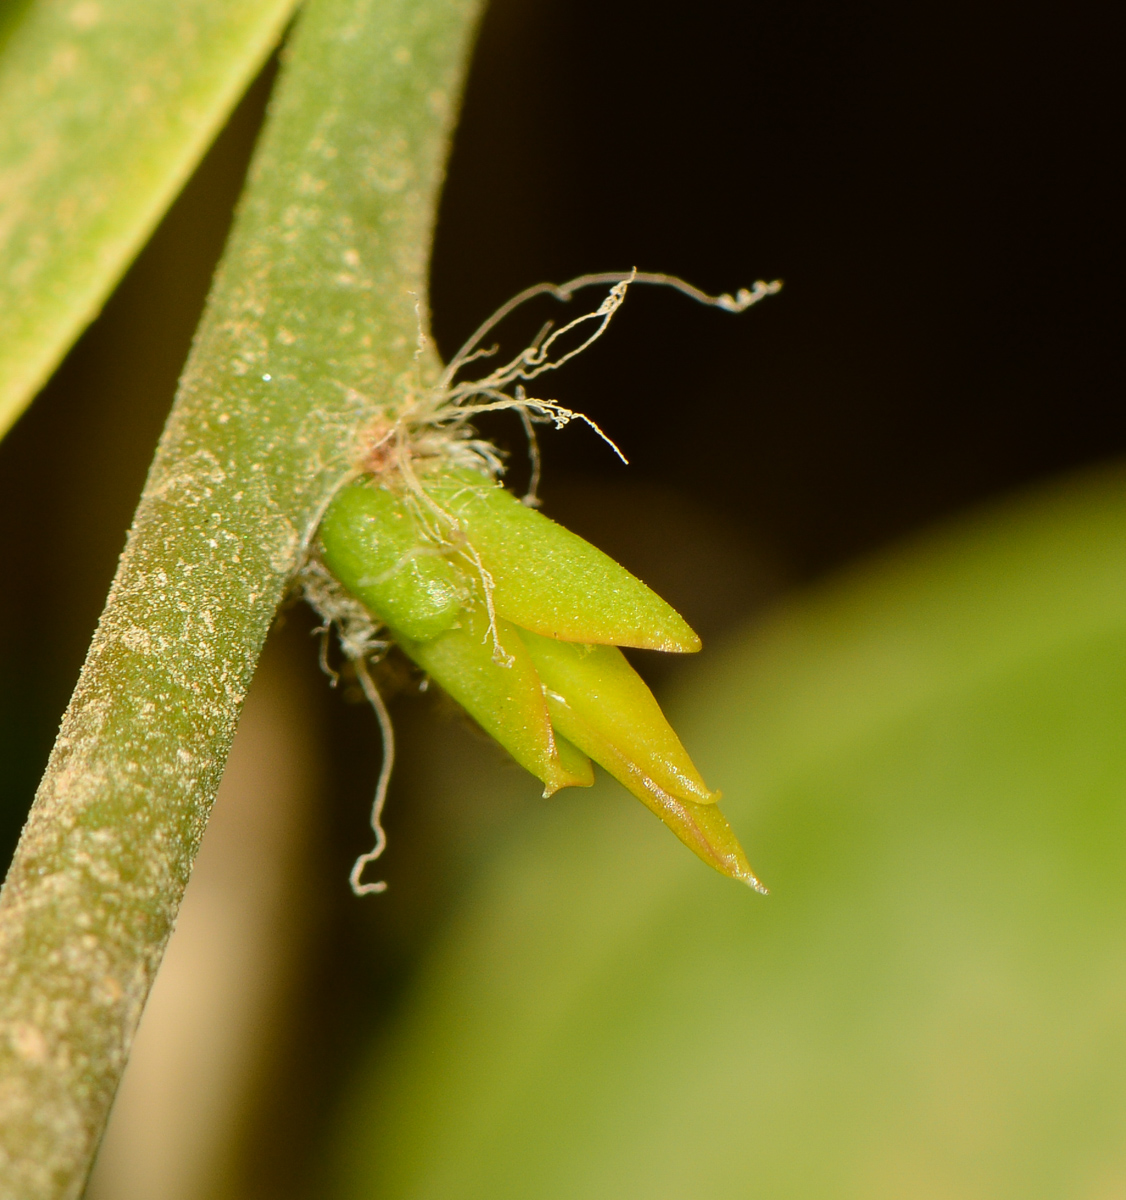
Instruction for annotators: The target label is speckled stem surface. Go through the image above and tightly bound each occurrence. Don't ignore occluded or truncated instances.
[0,0,480,1194]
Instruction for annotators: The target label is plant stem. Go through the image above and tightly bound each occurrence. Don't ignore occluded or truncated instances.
[0,0,481,1194]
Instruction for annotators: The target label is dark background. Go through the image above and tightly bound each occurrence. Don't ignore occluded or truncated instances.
[0,0,1122,1193]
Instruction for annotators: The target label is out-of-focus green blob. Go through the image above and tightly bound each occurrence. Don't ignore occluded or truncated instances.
[320,482,464,643]
[517,628,762,887]
[425,470,702,652]
[400,608,593,796]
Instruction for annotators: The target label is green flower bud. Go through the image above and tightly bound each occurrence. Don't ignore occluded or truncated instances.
[317,470,764,890]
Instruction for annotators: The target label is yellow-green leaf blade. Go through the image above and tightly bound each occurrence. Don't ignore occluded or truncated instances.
[426,470,702,652]
[0,0,300,440]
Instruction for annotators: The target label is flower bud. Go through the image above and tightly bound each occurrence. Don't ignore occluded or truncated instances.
[317,473,764,889]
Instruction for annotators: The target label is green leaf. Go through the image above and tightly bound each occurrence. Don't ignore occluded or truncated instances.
[328,465,1126,1200]
[0,0,300,439]
[425,469,702,652]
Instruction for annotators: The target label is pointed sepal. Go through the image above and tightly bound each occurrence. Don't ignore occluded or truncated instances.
[425,470,701,652]
[516,630,716,802]
[515,629,764,887]
[658,795,768,892]
[400,609,594,796]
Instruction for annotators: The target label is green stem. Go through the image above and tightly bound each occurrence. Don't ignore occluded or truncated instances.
[0,0,481,1194]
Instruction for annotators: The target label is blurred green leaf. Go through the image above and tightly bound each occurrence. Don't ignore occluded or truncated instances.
[0,2,33,53]
[0,0,299,439]
[331,464,1126,1199]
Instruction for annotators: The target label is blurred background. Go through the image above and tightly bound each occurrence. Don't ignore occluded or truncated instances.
[1,0,1123,1195]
